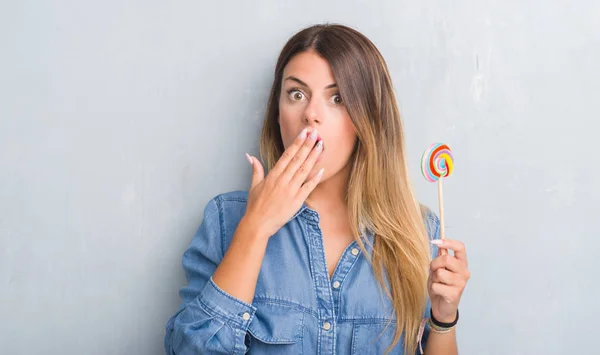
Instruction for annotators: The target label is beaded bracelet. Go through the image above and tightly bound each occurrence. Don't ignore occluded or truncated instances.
[427,318,456,333]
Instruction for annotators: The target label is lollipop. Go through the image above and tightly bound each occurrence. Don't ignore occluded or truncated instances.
[421,143,454,255]
[421,143,454,182]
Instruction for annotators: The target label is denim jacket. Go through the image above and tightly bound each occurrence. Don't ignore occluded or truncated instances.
[164,190,441,354]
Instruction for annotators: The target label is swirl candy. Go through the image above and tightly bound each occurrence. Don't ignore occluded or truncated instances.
[421,143,454,182]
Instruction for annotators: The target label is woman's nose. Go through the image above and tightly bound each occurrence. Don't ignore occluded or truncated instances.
[303,99,322,124]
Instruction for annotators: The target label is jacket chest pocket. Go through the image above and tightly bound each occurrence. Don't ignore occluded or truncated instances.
[246,301,304,354]
[351,321,405,355]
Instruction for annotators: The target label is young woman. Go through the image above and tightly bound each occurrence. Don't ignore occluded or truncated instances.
[164,23,470,355]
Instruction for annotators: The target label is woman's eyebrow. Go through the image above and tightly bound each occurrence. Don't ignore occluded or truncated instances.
[284,76,337,89]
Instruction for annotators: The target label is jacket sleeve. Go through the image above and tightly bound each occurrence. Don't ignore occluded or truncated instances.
[164,197,256,355]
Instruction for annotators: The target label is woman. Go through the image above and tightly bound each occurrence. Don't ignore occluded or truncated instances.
[164,23,470,355]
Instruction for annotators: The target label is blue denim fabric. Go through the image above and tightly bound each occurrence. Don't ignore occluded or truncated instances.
[165,190,441,354]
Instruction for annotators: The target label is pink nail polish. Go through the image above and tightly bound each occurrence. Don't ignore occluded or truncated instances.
[245,153,253,165]
[431,240,442,245]
[317,168,325,178]
[298,128,307,140]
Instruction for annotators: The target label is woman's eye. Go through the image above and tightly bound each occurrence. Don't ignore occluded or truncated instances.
[331,94,343,105]
[289,90,305,101]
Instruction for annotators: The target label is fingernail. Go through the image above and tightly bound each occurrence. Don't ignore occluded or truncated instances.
[297,128,307,140]
[315,140,323,150]
[431,240,443,245]
[316,168,325,178]
[245,153,253,165]
[309,129,319,140]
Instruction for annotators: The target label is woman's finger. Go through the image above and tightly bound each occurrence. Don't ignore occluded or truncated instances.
[247,154,265,190]
[431,239,468,266]
[280,129,320,184]
[297,167,325,200]
[430,254,468,275]
[289,139,324,188]
[268,128,310,178]
[431,268,465,287]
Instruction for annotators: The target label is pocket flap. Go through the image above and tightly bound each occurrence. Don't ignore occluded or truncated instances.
[247,302,303,344]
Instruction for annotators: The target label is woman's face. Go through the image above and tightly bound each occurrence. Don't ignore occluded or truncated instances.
[278,50,357,180]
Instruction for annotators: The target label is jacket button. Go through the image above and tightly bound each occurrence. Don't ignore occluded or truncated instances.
[351,248,359,256]
[332,281,341,289]
[323,322,331,331]
[242,312,250,321]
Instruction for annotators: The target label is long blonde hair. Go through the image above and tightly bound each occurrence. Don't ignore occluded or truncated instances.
[260,24,431,354]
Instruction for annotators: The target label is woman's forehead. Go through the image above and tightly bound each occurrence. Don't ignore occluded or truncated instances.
[282,51,336,87]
